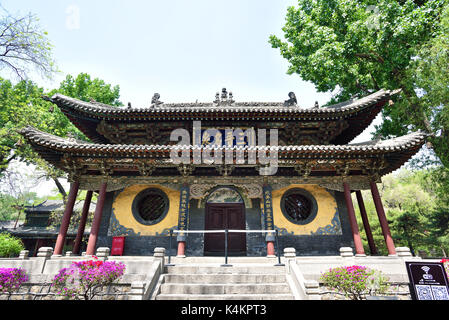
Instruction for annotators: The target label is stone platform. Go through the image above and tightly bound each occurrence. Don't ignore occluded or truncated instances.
[0,246,440,300]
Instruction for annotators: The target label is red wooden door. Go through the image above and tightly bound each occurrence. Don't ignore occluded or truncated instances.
[204,203,246,255]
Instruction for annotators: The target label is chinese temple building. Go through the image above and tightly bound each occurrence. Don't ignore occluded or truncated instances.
[7,200,95,257]
[20,88,426,257]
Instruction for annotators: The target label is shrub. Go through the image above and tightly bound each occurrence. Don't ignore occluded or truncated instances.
[51,256,126,300]
[442,258,449,278]
[320,265,390,300]
[0,233,25,258]
[0,268,29,299]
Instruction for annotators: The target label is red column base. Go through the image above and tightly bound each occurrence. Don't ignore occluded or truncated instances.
[267,241,275,257]
[177,241,186,257]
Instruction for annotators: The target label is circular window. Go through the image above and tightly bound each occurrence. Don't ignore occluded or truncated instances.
[131,188,169,225]
[281,188,317,225]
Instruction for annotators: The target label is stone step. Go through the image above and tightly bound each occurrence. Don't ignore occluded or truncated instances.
[160,283,291,295]
[163,273,287,284]
[155,293,295,300]
[165,265,286,275]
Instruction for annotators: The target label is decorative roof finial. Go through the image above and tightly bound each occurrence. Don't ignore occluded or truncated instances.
[228,91,234,104]
[314,101,319,109]
[151,93,162,106]
[221,88,228,100]
[214,88,234,105]
[283,92,297,107]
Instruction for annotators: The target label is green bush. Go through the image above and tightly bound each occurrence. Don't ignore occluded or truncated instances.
[320,265,390,300]
[0,233,25,258]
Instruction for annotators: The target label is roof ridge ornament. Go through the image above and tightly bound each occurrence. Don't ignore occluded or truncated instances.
[214,88,235,106]
[283,92,297,107]
[151,93,163,107]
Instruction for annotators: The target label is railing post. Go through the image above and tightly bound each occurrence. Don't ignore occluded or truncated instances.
[166,229,175,266]
[274,229,285,266]
[221,229,232,267]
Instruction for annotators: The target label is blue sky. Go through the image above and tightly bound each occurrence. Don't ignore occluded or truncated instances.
[2,0,382,197]
[1,0,335,107]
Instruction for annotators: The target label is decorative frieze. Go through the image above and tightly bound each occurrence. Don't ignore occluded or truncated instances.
[189,183,263,199]
[137,161,155,176]
[76,174,378,193]
[215,164,234,176]
[177,164,194,177]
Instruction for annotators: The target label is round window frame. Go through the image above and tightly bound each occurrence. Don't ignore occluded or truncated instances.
[131,188,169,226]
[280,188,318,225]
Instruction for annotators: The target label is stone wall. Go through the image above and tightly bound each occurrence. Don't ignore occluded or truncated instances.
[0,247,165,301]
[0,280,132,300]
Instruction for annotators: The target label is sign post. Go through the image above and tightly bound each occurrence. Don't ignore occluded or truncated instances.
[111,236,125,256]
[405,261,449,300]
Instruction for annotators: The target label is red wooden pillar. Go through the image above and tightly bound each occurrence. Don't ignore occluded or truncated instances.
[54,181,80,256]
[370,180,396,256]
[177,241,186,256]
[86,182,107,256]
[355,190,378,255]
[267,241,275,256]
[343,182,365,255]
[72,190,93,255]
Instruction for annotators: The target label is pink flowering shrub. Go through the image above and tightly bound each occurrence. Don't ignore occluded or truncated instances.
[442,259,449,278]
[51,256,126,300]
[320,265,389,300]
[0,268,29,299]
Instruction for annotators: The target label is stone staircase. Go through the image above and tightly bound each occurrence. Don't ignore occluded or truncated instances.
[153,264,295,300]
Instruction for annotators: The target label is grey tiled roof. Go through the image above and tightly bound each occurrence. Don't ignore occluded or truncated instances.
[50,89,398,118]
[20,126,426,157]
[25,199,96,213]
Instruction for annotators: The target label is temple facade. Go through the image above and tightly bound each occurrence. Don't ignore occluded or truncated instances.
[21,88,426,257]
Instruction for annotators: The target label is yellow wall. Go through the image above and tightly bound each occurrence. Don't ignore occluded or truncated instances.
[272,184,341,235]
[111,184,179,236]
[109,183,340,236]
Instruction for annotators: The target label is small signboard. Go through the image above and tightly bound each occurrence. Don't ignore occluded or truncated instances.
[111,236,125,256]
[405,261,449,300]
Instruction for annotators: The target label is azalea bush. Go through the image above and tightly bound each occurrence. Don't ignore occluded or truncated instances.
[0,268,29,299]
[320,265,389,300]
[51,256,126,300]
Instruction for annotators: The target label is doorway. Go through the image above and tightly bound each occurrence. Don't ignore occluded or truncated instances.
[204,203,246,256]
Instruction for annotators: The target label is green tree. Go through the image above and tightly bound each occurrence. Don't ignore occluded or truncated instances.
[0,73,122,201]
[0,78,79,172]
[411,5,449,166]
[423,167,449,256]
[0,193,17,221]
[354,169,448,257]
[54,73,122,107]
[270,0,449,166]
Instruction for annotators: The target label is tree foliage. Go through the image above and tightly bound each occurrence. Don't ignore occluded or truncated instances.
[54,73,123,107]
[0,232,24,257]
[0,7,56,80]
[270,0,449,167]
[354,168,449,257]
[0,73,122,201]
